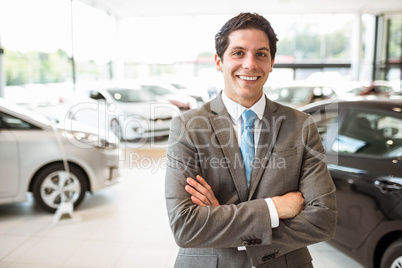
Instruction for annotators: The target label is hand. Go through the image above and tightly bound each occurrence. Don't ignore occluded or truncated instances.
[185,175,220,207]
[271,192,305,219]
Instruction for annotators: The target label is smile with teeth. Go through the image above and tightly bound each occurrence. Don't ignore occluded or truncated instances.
[238,75,259,81]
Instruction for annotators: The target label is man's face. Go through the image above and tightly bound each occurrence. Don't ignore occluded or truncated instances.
[215,29,274,108]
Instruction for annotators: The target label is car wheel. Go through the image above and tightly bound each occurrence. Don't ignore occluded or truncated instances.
[381,238,402,268]
[110,119,123,140]
[32,163,88,213]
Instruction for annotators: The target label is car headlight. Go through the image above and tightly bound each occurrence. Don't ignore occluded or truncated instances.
[63,130,119,150]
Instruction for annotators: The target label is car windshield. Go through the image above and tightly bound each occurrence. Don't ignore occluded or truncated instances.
[107,88,156,102]
[267,87,312,104]
[0,99,51,126]
[142,85,173,95]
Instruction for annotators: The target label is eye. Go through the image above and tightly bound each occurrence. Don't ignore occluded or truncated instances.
[257,52,267,57]
[232,51,244,56]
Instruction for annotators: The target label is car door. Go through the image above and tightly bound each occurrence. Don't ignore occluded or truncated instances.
[311,103,402,251]
[0,112,21,198]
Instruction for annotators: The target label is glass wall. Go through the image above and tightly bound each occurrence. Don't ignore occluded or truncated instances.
[382,15,401,87]
[0,0,115,103]
[117,14,356,84]
[1,0,72,86]
[71,1,115,83]
[275,14,353,64]
[0,1,400,101]
[367,14,402,92]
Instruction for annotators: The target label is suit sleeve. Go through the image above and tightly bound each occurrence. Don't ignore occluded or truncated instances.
[245,114,338,266]
[165,112,337,267]
[165,115,273,249]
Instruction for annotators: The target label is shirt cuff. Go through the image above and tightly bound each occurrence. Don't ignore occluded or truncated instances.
[265,198,279,228]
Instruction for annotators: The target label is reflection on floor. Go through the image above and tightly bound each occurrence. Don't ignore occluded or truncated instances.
[0,146,363,268]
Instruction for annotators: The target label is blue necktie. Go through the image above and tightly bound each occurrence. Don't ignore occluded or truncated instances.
[240,110,256,186]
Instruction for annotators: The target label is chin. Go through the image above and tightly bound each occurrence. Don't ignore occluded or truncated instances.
[241,89,263,98]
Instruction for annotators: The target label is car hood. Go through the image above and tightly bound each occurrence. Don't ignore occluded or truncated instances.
[118,102,179,120]
[58,119,99,134]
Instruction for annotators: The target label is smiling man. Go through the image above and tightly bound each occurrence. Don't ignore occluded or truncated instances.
[165,12,337,268]
[216,28,273,108]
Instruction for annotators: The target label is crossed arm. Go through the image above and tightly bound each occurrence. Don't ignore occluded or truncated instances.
[185,175,305,220]
[166,113,337,263]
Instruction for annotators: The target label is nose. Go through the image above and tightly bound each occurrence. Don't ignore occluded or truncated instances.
[242,54,258,70]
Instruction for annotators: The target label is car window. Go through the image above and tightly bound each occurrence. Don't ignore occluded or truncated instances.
[310,109,338,149]
[0,112,40,130]
[142,85,172,95]
[375,85,393,93]
[331,109,402,157]
[89,90,106,100]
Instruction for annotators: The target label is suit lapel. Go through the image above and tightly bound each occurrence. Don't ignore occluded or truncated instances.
[209,94,249,202]
[248,97,284,199]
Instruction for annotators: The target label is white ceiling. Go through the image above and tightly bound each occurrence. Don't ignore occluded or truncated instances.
[79,0,402,18]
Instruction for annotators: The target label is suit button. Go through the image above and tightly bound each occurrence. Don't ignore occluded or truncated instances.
[262,254,275,262]
[242,241,248,246]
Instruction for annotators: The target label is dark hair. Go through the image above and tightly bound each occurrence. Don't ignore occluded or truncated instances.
[215,12,278,61]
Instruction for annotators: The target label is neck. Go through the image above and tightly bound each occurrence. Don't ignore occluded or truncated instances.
[223,90,263,109]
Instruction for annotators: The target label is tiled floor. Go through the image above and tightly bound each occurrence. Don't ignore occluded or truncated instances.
[0,145,363,268]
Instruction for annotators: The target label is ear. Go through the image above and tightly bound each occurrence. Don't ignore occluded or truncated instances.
[215,54,222,72]
[269,58,275,73]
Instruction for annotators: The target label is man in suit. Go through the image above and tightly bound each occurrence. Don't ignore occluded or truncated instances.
[165,12,337,268]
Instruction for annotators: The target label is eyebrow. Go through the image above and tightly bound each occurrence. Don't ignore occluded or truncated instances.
[230,46,270,52]
[257,47,270,52]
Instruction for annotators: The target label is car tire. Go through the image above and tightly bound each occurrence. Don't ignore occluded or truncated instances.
[32,163,88,213]
[381,238,402,268]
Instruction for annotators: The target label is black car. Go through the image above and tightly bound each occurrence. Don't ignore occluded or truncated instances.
[299,97,402,268]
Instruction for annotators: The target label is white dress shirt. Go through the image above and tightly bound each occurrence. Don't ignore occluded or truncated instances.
[221,91,279,230]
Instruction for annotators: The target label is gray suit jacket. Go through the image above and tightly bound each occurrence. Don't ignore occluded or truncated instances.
[165,93,337,267]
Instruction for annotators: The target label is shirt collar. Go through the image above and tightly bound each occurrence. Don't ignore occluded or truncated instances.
[222,91,266,122]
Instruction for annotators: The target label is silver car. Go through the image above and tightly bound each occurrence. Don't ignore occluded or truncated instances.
[69,84,180,141]
[137,79,198,111]
[0,98,120,213]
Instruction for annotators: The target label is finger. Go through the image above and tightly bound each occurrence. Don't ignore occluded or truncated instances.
[195,175,214,195]
[195,175,208,188]
[185,185,211,206]
[190,196,206,207]
[186,177,220,206]
[187,177,212,199]
[196,175,219,206]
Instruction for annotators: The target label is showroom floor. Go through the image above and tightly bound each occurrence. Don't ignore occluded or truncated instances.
[0,144,364,268]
